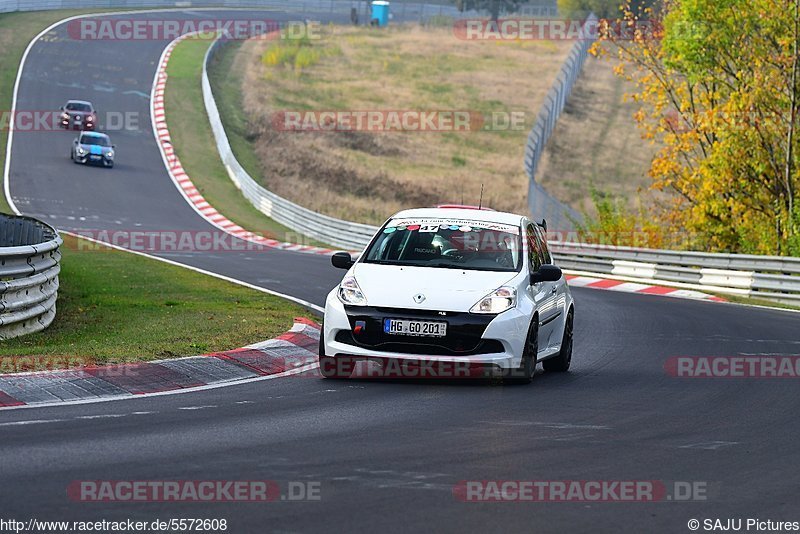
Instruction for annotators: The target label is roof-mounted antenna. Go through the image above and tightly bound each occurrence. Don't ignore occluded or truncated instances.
[478,184,484,210]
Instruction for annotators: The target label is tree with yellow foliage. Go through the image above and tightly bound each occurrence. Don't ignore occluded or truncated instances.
[597,0,800,255]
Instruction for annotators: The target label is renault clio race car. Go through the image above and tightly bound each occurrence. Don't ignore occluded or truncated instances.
[320,207,575,384]
[70,131,114,167]
[59,100,96,130]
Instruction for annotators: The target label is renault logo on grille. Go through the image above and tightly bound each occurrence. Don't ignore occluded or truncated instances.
[413,293,426,304]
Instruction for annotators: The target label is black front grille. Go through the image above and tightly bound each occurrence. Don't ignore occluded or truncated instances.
[340,306,502,356]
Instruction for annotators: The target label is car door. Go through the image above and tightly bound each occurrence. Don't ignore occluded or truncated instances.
[525,224,559,351]
[534,224,567,350]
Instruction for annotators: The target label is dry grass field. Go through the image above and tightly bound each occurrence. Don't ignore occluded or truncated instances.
[227,24,573,224]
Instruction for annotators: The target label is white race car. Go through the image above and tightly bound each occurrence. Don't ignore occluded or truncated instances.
[320,207,574,384]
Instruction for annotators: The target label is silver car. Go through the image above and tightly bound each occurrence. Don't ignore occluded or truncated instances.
[71,131,114,168]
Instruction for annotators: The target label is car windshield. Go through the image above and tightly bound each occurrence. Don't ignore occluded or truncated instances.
[66,103,92,112]
[363,218,522,272]
[81,135,110,147]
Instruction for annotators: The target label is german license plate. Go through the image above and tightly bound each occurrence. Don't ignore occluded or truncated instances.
[384,318,447,337]
[90,155,101,160]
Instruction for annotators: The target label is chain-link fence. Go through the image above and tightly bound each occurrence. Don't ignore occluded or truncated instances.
[524,14,597,231]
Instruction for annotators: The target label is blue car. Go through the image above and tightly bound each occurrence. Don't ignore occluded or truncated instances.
[71,131,114,168]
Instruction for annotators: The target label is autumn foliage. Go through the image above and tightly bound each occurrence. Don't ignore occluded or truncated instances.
[595,0,800,255]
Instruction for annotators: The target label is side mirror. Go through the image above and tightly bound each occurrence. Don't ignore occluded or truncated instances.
[73,139,78,144]
[331,251,354,270]
[112,145,116,148]
[530,264,562,284]
[59,106,64,111]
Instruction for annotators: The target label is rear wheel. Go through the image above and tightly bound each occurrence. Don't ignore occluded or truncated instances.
[504,319,538,385]
[543,309,573,372]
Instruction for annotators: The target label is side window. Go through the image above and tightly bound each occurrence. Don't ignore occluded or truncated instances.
[526,225,541,272]
[535,226,552,264]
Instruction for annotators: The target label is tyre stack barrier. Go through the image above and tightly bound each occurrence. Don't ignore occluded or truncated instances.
[0,214,62,340]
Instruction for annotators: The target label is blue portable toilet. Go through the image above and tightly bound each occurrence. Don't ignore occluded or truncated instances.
[371,1,390,26]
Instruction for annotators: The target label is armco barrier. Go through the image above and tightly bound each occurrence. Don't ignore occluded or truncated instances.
[552,241,800,304]
[202,37,380,251]
[0,214,62,339]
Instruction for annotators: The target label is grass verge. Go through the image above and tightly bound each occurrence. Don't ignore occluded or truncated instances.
[165,35,330,247]
[0,237,314,364]
[712,293,800,312]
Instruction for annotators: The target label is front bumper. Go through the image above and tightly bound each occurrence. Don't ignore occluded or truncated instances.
[322,288,530,370]
[74,152,112,166]
[61,119,95,130]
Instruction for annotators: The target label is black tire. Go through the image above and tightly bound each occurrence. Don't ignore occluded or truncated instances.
[543,308,573,372]
[318,330,354,379]
[504,318,538,385]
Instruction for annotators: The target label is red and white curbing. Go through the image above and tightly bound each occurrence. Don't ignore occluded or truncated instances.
[151,35,340,257]
[0,318,321,410]
[564,274,726,302]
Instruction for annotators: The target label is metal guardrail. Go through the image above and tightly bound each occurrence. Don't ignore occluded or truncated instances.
[552,241,800,304]
[203,37,380,251]
[0,215,62,339]
[524,14,597,232]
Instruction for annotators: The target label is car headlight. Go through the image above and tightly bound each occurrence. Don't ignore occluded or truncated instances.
[106,150,114,158]
[60,113,69,120]
[76,147,86,155]
[337,276,367,306]
[470,286,517,314]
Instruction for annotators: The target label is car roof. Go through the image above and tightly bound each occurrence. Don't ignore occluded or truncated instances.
[66,100,93,106]
[80,131,109,139]
[390,207,525,226]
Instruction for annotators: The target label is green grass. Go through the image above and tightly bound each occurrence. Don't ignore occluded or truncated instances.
[166,36,329,247]
[0,239,314,364]
[211,25,572,223]
[205,40,267,193]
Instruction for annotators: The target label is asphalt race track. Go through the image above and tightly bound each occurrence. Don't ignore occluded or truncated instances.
[3,9,800,533]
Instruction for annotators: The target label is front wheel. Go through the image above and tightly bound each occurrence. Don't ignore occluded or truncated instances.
[504,319,538,385]
[318,331,354,379]
[319,356,355,379]
[543,309,573,372]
